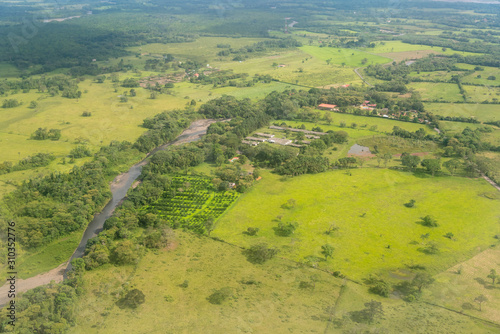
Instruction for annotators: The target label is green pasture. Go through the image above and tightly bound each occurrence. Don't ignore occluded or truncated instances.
[281,112,435,136]
[0,63,20,77]
[217,49,363,87]
[463,85,500,103]
[408,70,465,82]
[424,103,500,122]
[300,46,391,67]
[423,247,500,325]
[461,65,500,86]
[438,121,500,146]
[72,231,344,333]
[408,82,463,102]
[127,37,270,62]
[213,169,500,281]
[0,231,81,280]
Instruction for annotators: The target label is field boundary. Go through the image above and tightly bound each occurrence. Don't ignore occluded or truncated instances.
[422,301,500,329]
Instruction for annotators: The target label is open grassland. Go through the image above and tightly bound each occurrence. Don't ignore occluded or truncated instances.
[300,46,391,67]
[72,231,344,333]
[70,230,495,333]
[464,85,500,103]
[281,113,435,136]
[0,63,20,77]
[422,247,500,325]
[217,49,363,87]
[127,37,270,62]
[361,41,483,57]
[438,120,500,146]
[408,70,465,82]
[408,82,463,102]
[213,169,500,281]
[424,103,500,122]
[0,231,81,280]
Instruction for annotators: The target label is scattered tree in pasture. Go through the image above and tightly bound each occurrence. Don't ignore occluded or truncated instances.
[117,289,145,309]
[487,269,498,285]
[401,152,420,172]
[418,215,438,227]
[404,199,416,208]
[421,158,441,176]
[321,244,334,260]
[383,153,392,167]
[275,221,298,237]
[412,272,435,292]
[244,227,259,236]
[474,295,488,311]
[244,243,278,264]
[207,287,232,305]
[204,217,215,236]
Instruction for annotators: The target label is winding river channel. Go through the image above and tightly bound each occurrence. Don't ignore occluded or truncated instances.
[0,119,216,304]
[65,119,216,274]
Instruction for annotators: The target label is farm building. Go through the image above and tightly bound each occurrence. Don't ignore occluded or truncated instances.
[318,103,338,111]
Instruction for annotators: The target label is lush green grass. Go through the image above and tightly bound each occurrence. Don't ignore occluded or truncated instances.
[72,230,344,333]
[279,113,435,137]
[0,231,82,279]
[213,169,500,281]
[463,85,500,103]
[459,64,500,86]
[300,45,391,67]
[408,82,463,102]
[424,103,500,122]
[361,40,483,57]
[0,63,21,77]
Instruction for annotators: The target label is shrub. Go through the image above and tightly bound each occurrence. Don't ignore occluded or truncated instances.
[207,287,232,304]
[244,243,278,264]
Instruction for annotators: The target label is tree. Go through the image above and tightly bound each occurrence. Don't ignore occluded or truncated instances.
[29,100,38,109]
[207,287,232,304]
[418,215,438,227]
[117,289,145,309]
[412,272,435,292]
[204,217,215,236]
[321,244,334,260]
[401,153,420,172]
[421,158,441,176]
[444,159,461,176]
[474,294,488,311]
[383,153,392,167]
[487,269,498,285]
[244,243,278,264]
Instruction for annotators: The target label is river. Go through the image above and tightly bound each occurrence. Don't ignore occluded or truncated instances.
[0,119,216,302]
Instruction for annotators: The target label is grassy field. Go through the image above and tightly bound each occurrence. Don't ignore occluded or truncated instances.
[213,169,500,281]
[423,247,500,325]
[72,230,344,333]
[70,230,496,333]
[280,113,436,136]
[408,82,463,102]
[463,85,500,103]
[300,45,391,67]
[461,65,500,86]
[0,231,82,279]
[424,103,500,122]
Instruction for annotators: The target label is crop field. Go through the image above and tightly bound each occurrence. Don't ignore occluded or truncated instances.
[408,82,463,102]
[357,136,438,156]
[142,176,240,234]
[422,247,500,324]
[72,231,345,333]
[424,103,500,122]
[464,85,500,103]
[213,169,500,281]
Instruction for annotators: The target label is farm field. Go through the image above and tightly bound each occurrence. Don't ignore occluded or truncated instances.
[212,169,500,281]
[463,85,500,103]
[70,230,496,334]
[300,45,391,67]
[142,176,240,234]
[217,49,363,87]
[279,113,435,136]
[408,82,463,102]
[422,247,500,325]
[424,103,500,122]
[72,230,345,333]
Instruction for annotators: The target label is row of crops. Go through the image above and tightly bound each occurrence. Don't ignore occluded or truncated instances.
[142,176,240,234]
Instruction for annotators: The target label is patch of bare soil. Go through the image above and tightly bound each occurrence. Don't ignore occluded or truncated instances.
[0,262,68,306]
